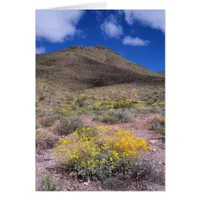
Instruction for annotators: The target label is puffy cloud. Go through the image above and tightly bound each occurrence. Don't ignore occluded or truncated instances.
[124,10,134,25]
[122,36,149,46]
[124,10,165,32]
[36,47,46,54]
[100,15,123,38]
[36,10,85,43]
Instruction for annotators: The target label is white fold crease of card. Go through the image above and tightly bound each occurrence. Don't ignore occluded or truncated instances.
[49,1,106,9]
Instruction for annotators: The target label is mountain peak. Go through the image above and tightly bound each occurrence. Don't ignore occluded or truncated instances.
[92,45,108,50]
[65,45,120,56]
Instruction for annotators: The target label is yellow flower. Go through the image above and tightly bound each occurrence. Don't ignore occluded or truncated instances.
[53,152,58,156]
[100,158,106,164]
[54,124,150,172]
[149,147,153,151]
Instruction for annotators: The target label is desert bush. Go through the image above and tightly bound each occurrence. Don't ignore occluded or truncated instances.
[74,107,91,115]
[53,126,150,181]
[39,115,58,127]
[53,107,72,116]
[36,109,57,118]
[112,99,138,109]
[36,108,41,114]
[93,99,139,110]
[135,104,162,114]
[72,94,88,107]
[96,111,118,124]
[53,117,83,135]
[36,131,59,150]
[101,160,164,190]
[112,108,135,123]
[152,117,165,135]
[93,108,135,124]
[39,174,58,191]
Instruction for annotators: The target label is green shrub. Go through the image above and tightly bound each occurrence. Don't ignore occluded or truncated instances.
[93,99,139,110]
[39,115,58,127]
[93,108,135,124]
[36,108,41,114]
[53,107,72,116]
[73,94,87,107]
[40,175,57,191]
[53,117,83,135]
[152,117,165,135]
[112,108,135,123]
[98,112,118,124]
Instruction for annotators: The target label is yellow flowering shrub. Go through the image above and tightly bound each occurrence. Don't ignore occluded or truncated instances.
[54,126,150,180]
[94,99,139,110]
[53,107,72,116]
[137,104,145,110]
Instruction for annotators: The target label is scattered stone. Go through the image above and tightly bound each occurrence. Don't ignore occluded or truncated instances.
[83,182,89,186]
[149,140,158,144]
[152,148,157,152]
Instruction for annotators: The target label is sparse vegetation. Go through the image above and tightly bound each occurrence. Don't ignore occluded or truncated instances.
[113,108,135,122]
[152,117,165,135]
[93,98,139,110]
[40,174,58,191]
[72,94,88,107]
[93,108,135,124]
[36,45,165,191]
[53,117,83,135]
[36,130,59,150]
[39,115,58,127]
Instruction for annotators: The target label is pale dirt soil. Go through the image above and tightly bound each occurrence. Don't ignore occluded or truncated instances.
[36,113,165,191]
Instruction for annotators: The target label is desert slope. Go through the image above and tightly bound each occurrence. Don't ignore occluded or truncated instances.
[36,45,164,90]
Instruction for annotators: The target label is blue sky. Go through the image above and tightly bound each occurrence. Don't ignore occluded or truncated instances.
[36,10,165,72]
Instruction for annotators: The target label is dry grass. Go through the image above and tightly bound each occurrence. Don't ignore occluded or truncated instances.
[36,130,59,150]
[36,46,164,108]
[53,117,83,135]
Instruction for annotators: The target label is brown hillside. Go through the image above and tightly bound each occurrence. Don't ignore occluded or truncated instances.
[36,45,164,90]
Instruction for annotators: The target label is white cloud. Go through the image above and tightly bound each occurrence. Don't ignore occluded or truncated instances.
[122,36,149,46]
[36,47,46,54]
[36,10,84,43]
[100,15,123,38]
[124,11,134,25]
[124,10,165,32]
